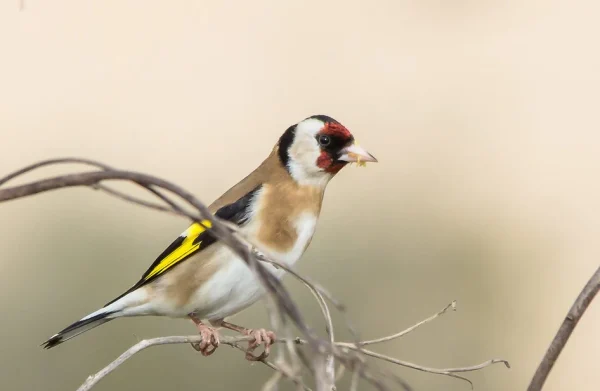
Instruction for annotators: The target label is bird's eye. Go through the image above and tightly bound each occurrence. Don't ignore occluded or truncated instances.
[318,135,331,147]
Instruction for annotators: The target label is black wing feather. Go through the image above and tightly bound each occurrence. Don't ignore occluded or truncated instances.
[104,185,261,306]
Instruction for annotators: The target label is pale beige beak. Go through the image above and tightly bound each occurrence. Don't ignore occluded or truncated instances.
[338,143,378,163]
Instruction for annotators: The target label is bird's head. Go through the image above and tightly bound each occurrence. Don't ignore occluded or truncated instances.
[277,115,377,187]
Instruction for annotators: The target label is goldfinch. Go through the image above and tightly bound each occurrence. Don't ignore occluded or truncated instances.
[42,115,377,359]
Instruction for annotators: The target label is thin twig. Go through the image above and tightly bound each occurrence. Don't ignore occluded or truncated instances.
[0,162,331,387]
[76,335,252,391]
[229,342,312,391]
[0,160,511,391]
[527,265,600,391]
[73,329,508,391]
[255,254,342,308]
[338,346,508,387]
[339,345,508,388]
[259,253,337,389]
[262,371,283,391]
[0,158,190,218]
[0,158,112,187]
[0,169,318,344]
[91,183,186,217]
[0,162,331,388]
[350,369,359,391]
[349,301,456,347]
[311,289,336,390]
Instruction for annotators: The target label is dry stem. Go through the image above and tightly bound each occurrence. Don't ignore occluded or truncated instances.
[0,159,512,391]
[527,265,600,391]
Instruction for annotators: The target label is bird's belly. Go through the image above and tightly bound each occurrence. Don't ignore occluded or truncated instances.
[194,256,282,321]
[177,213,317,320]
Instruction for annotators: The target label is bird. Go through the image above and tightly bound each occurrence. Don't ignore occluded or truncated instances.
[42,114,377,359]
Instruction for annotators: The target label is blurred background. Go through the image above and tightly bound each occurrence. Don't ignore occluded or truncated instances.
[1,1,599,390]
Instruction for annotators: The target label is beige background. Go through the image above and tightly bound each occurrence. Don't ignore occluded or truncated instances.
[1,1,599,390]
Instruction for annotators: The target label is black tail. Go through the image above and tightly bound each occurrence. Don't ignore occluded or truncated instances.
[42,311,114,349]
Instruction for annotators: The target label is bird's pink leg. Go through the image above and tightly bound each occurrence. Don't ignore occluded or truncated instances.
[189,314,220,356]
[217,320,276,361]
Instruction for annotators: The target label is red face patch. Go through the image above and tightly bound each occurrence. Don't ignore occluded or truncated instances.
[317,150,346,173]
[316,151,332,169]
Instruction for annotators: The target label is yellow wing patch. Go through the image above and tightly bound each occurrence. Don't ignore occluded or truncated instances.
[143,220,213,281]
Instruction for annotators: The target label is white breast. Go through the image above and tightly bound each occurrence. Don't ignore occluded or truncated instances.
[193,212,318,321]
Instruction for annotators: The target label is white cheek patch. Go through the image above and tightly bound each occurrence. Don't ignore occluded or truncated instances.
[288,119,334,187]
[289,134,321,173]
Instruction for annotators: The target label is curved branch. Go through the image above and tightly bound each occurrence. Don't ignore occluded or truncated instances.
[0,157,112,187]
[0,157,190,217]
[527,265,600,391]
[76,335,252,391]
[0,169,316,343]
[356,301,456,347]
[337,347,508,387]
[76,328,509,391]
[1,159,512,391]
[91,183,187,217]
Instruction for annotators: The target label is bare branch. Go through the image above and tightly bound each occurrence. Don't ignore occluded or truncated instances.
[0,158,191,218]
[262,371,283,391]
[339,346,508,387]
[356,301,456,347]
[256,253,336,389]
[527,265,600,391]
[350,368,359,391]
[0,168,318,343]
[76,335,253,391]
[0,159,511,391]
[230,342,312,391]
[91,183,186,217]
[0,158,112,187]
[338,345,508,388]
[71,315,509,391]
[311,288,336,390]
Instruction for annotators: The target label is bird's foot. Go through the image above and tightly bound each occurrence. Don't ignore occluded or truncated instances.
[219,320,276,361]
[191,322,220,356]
[243,328,276,361]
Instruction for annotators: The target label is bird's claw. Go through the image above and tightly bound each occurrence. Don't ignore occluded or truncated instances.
[243,328,276,361]
[191,324,220,356]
